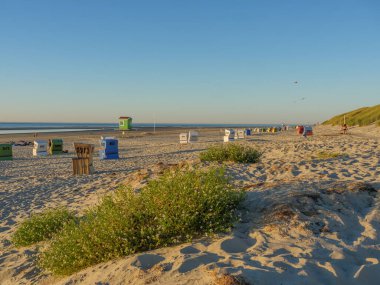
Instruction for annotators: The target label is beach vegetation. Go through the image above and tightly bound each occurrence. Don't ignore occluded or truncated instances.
[315,151,347,160]
[199,143,261,163]
[12,208,75,247]
[39,167,244,275]
[211,271,249,285]
[323,104,380,126]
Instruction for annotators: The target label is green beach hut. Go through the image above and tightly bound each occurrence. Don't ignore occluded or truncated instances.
[119,116,132,131]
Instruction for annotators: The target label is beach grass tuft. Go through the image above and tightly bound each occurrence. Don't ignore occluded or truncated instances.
[200,143,261,163]
[12,208,75,247]
[39,167,244,275]
[315,151,347,160]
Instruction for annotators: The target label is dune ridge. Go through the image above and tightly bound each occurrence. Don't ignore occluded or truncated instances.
[323,104,380,126]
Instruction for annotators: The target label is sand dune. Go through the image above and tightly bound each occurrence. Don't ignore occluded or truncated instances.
[0,125,379,284]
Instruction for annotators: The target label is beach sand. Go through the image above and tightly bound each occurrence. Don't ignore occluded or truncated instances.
[0,125,379,284]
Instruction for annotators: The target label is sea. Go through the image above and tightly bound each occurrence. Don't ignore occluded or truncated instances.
[0,122,288,135]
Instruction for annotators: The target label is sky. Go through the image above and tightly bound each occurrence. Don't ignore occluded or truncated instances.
[0,0,379,124]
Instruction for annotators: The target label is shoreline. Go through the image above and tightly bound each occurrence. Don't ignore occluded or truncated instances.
[0,123,300,133]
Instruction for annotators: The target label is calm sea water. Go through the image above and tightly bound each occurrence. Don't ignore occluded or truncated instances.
[0,122,288,135]
[0,122,117,129]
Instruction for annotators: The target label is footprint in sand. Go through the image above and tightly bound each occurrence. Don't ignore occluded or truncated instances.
[180,246,201,255]
[221,237,256,254]
[327,173,339,179]
[291,167,301,177]
[354,258,380,282]
[178,252,221,273]
[131,254,165,270]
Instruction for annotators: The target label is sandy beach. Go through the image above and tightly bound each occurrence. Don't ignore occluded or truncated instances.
[0,125,379,285]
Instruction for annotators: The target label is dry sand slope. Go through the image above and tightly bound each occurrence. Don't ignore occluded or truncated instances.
[0,126,379,285]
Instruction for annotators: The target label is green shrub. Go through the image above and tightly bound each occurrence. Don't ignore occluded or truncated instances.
[39,167,243,275]
[12,209,75,247]
[200,143,261,163]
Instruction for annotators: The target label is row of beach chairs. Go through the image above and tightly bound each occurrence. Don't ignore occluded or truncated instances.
[178,126,312,144]
[179,129,251,144]
[0,137,120,162]
[0,139,64,161]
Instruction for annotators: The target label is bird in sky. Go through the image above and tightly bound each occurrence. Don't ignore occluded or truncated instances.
[293,97,306,103]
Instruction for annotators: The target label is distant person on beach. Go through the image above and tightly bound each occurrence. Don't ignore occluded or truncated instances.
[341,124,348,135]
[302,127,307,139]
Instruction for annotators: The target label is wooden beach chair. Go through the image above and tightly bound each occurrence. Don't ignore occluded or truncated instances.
[73,143,95,175]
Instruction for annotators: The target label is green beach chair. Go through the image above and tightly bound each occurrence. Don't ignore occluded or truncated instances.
[0,144,13,161]
[49,139,64,155]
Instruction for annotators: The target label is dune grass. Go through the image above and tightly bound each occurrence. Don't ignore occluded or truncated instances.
[12,209,75,247]
[315,151,347,160]
[323,104,380,126]
[38,167,244,275]
[200,143,261,163]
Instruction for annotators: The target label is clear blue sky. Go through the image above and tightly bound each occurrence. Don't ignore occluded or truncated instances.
[0,0,379,124]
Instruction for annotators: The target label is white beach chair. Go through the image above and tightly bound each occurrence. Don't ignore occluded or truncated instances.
[224,129,235,142]
[224,135,234,142]
[235,129,245,139]
[179,133,188,144]
[188,131,199,143]
[33,140,48,156]
[225,129,235,137]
